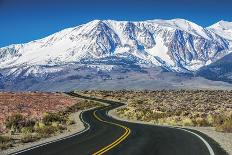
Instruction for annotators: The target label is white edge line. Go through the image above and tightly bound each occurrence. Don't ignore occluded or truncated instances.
[9,111,91,155]
[176,127,215,155]
[107,105,215,155]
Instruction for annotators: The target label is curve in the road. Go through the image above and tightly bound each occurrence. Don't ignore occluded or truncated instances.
[71,92,224,155]
[174,127,215,155]
[92,107,131,155]
[109,101,215,155]
[8,92,227,155]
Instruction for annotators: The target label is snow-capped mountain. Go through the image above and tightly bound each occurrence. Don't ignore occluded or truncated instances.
[1,18,232,91]
[196,50,232,83]
[207,20,232,41]
[1,19,232,70]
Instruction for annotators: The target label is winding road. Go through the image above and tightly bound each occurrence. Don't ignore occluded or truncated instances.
[10,92,227,155]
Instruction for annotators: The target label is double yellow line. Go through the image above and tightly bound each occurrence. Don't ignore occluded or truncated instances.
[92,107,131,155]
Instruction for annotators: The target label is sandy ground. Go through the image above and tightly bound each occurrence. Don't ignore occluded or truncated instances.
[0,109,87,155]
[108,106,232,155]
[0,92,77,133]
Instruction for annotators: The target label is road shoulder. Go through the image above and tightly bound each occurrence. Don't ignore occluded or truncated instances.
[186,127,232,155]
[108,106,231,155]
[0,109,89,155]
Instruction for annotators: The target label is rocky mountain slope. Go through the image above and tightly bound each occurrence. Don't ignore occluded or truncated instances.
[0,19,232,90]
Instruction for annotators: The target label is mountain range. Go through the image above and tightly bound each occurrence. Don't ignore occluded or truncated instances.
[1,19,232,91]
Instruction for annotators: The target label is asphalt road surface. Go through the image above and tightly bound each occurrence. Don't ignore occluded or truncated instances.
[11,92,227,155]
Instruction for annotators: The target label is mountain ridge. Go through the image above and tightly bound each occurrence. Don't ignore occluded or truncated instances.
[1,19,231,68]
[1,18,232,91]
[1,18,230,48]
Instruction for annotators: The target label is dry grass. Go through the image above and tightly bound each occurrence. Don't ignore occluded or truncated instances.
[82,90,232,132]
[0,92,78,133]
[0,92,101,150]
[0,136,12,150]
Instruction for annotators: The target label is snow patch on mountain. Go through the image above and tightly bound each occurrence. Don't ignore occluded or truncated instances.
[0,18,232,81]
[146,36,174,66]
[207,20,232,41]
[148,19,211,39]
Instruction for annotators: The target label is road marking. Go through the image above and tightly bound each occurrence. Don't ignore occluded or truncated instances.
[92,107,131,155]
[74,93,215,155]
[107,101,216,155]
[10,111,91,155]
[175,128,215,155]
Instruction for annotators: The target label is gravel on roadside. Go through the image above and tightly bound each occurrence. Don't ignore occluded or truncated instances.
[186,127,232,155]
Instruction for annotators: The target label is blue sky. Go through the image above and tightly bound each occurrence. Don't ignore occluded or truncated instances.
[0,0,231,47]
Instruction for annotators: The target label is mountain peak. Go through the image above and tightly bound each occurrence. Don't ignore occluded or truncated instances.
[209,20,232,28]
[145,18,210,39]
[218,20,232,24]
[208,20,232,40]
[0,18,232,91]
[0,18,231,72]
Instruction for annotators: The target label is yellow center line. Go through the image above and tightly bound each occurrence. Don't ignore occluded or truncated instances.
[92,106,131,155]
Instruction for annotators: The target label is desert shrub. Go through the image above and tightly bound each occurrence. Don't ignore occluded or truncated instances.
[65,100,101,113]
[217,120,232,132]
[206,115,214,125]
[163,118,180,126]
[0,136,10,144]
[24,119,36,128]
[156,118,167,125]
[5,114,26,132]
[57,125,67,132]
[135,99,143,104]
[212,114,225,126]
[21,127,34,134]
[151,112,167,121]
[66,118,75,125]
[66,105,80,113]
[42,113,67,125]
[51,122,59,127]
[0,136,12,150]
[0,142,12,150]
[81,90,232,133]
[50,122,66,131]
[215,115,232,132]
[34,122,45,131]
[21,134,39,143]
[194,117,210,127]
[5,113,36,133]
[181,118,194,126]
[35,126,58,138]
